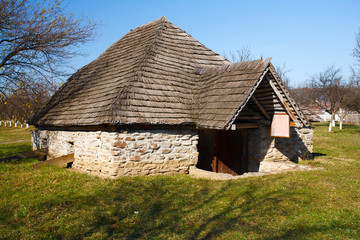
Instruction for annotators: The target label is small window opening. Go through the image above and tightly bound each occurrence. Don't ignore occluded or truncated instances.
[67,141,74,154]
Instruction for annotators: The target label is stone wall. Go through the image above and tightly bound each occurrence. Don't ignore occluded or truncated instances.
[31,125,314,177]
[31,129,199,178]
[247,126,314,172]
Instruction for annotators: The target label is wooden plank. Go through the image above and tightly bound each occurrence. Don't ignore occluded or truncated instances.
[238,111,257,116]
[262,103,284,108]
[213,156,218,173]
[33,153,74,169]
[271,113,290,138]
[236,116,263,120]
[253,88,273,93]
[257,100,280,104]
[251,96,271,120]
[235,123,260,129]
[255,95,277,101]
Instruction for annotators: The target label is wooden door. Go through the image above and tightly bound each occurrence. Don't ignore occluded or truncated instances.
[214,130,247,175]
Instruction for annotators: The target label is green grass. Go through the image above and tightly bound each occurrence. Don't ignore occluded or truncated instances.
[0,126,33,157]
[0,124,360,239]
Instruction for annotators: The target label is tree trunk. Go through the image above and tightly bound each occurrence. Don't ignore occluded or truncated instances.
[339,109,343,130]
[329,112,336,133]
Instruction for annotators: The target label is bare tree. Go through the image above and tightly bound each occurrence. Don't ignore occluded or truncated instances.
[275,62,291,87]
[290,86,313,106]
[224,46,253,62]
[0,0,96,101]
[345,78,360,113]
[353,28,360,65]
[308,66,344,132]
[0,81,52,124]
[347,28,360,115]
[336,83,355,129]
[225,47,292,88]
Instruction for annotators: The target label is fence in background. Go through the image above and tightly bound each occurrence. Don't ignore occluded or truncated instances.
[0,120,29,128]
[317,114,360,124]
[344,114,360,124]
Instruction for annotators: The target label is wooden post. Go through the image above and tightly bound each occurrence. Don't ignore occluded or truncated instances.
[213,156,218,173]
[214,130,219,173]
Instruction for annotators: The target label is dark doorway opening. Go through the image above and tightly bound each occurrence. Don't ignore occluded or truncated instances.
[197,129,248,176]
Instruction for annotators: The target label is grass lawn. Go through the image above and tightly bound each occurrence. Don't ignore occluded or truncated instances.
[0,126,33,158]
[0,123,359,239]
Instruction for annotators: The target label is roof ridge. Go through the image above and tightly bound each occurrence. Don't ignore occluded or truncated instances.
[197,58,266,76]
[134,18,167,77]
[108,18,168,117]
[131,16,169,32]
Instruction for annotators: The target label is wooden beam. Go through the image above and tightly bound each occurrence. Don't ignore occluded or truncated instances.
[235,123,260,129]
[33,153,74,169]
[251,96,271,120]
[213,156,218,173]
[236,116,263,120]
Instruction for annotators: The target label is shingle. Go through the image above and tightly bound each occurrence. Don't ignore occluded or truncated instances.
[28,17,307,129]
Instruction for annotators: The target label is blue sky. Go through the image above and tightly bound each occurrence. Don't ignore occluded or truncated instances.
[67,0,360,87]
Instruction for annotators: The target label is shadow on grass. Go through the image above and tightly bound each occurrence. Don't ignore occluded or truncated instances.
[264,220,360,240]
[25,176,315,239]
[0,142,32,158]
[313,152,327,157]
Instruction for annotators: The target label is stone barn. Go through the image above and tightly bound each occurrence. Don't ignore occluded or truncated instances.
[28,17,313,178]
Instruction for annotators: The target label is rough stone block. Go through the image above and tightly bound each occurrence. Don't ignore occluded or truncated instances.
[149,143,159,150]
[160,142,172,148]
[162,149,171,154]
[130,155,141,162]
[181,135,191,140]
[113,141,127,148]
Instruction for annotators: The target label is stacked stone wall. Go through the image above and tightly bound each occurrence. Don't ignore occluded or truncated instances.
[247,126,314,172]
[31,129,199,178]
[32,126,314,177]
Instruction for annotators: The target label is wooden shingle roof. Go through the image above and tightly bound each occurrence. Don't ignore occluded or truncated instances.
[29,17,309,129]
[196,59,272,129]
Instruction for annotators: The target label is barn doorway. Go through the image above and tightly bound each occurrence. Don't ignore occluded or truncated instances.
[197,129,248,175]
